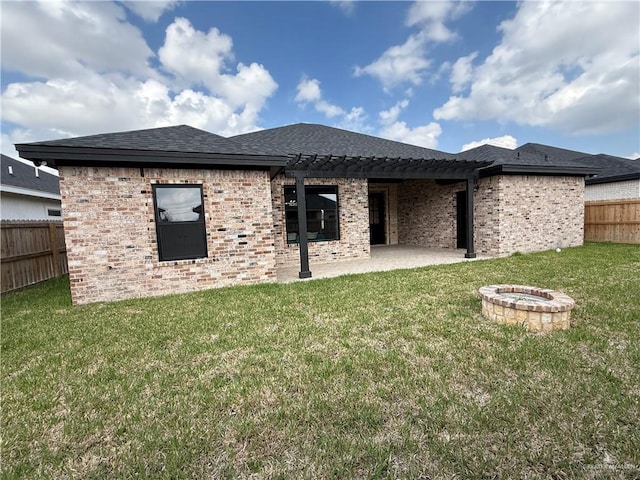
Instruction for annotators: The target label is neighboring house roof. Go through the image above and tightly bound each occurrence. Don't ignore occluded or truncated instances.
[15,125,288,169]
[1,154,61,199]
[231,123,454,159]
[460,144,596,177]
[517,143,640,184]
[570,154,640,185]
[516,143,590,163]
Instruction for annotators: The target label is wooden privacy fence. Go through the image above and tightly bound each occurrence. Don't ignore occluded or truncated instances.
[584,198,640,244]
[1,221,68,293]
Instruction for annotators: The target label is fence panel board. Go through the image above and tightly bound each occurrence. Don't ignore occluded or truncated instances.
[1,221,68,293]
[584,199,640,244]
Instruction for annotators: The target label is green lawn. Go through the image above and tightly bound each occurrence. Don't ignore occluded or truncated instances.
[2,243,639,479]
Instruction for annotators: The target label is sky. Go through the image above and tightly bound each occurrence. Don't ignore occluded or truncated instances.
[2,0,639,170]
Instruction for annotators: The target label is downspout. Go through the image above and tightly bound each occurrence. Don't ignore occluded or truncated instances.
[464,171,478,259]
[294,172,312,278]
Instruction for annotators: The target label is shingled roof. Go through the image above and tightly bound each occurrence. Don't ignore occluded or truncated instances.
[458,144,596,177]
[516,143,590,163]
[1,155,60,197]
[15,123,605,179]
[24,125,270,156]
[570,154,640,184]
[516,143,640,183]
[16,125,288,169]
[231,123,454,159]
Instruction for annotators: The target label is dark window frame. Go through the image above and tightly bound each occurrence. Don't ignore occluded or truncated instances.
[284,185,340,244]
[152,184,208,262]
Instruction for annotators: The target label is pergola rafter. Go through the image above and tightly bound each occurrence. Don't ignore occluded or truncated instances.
[284,153,493,279]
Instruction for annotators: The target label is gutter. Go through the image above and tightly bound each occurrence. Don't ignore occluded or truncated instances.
[0,184,61,200]
[479,163,598,178]
[585,173,640,185]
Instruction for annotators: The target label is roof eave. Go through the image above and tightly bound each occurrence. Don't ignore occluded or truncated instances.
[284,169,477,180]
[479,164,598,178]
[586,173,640,185]
[15,144,289,169]
[0,184,62,200]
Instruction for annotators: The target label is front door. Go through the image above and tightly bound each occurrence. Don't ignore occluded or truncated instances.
[456,190,467,249]
[369,192,386,245]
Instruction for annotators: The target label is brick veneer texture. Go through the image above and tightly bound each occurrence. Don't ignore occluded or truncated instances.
[397,176,584,256]
[397,179,462,248]
[59,166,276,304]
[271,176,370,267]
[475,175,585,256]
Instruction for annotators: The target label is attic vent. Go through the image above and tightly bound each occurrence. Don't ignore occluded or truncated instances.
[35,167,39,178]
[8,166,13,175]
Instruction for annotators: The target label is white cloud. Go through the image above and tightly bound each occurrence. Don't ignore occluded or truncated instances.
[450,52,477,93]
[378,121,442,149]
[294,77,345,118]
[121,1,179,22]
[1,75,259,138]
[354,34,431,89]
[336,107,371,133]
[1,7,279,157]
[406,0,472,42]
[355,1,472,89]
[158,17,277,112]
[379,100,409,125]
[295,77,322,103]
[1,1,154,79]
[330,1,355,16]
[434,1,640,135]
[461,135,518,152]
[159,17,233,90]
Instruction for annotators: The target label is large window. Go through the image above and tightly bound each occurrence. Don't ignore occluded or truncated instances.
[152,184,207,261]
[284,185,339,244]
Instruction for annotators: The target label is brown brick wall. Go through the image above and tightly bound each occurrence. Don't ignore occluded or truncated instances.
[59,166,276,304]
[271,176,370,267]
[475,175,585,256]
[396,176,584,256]
[397,179,462,248]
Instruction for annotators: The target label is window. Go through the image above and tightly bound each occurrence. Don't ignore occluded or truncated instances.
[284,185,339,244]
[47,208,62,217]
[152,184,207,261]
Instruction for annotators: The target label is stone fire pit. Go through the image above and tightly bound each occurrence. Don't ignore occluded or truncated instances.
[479,285,575,332]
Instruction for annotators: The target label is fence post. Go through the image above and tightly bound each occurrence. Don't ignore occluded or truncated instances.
[49,222,61,277]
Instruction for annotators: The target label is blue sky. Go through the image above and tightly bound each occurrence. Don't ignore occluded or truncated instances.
[2,0,639,165]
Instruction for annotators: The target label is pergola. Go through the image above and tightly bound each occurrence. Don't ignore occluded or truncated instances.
[284,154,492,279]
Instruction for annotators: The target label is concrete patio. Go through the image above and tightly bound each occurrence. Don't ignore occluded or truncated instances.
[276,245,491,283]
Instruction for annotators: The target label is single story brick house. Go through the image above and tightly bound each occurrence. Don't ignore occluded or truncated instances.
[16,124,593,304]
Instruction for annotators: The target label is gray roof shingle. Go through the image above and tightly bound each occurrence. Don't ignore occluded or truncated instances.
[1,155,60,195]
[460,144,565,166]
[570,154,640,184]
[231,123,454,159]
[27,125,270,156]
[517,143,640,182]
[516,143,590,163]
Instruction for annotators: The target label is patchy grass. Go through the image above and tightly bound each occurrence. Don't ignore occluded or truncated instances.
[2,243,639,479]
